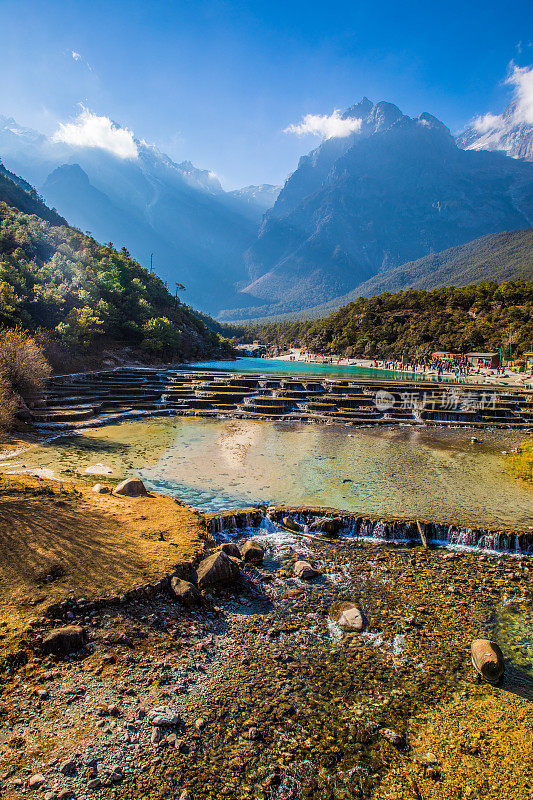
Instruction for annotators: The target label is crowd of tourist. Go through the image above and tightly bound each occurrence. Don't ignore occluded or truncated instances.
[371,356,472,377]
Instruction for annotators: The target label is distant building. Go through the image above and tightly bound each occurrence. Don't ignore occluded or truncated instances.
[432,351,463,361]
[235,343,266,358]
[524,352,533,371]
[466,352,500,369]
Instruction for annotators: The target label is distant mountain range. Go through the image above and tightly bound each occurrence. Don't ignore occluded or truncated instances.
[226,98,533,320]
[1,97,532,322]
[244,228,532,322]
[0,114,280,314]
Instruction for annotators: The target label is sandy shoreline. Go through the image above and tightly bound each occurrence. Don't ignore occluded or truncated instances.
[271,349,533,388]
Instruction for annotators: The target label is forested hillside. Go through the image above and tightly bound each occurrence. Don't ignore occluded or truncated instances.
[297,229,533,318]
[244,280,533,359]
[0,161,67,226]
[0,168,232,366]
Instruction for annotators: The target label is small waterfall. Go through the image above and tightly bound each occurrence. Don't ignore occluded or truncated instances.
[207,506,533,556]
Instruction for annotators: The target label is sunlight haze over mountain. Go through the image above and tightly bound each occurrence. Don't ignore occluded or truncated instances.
[1,0,532,188]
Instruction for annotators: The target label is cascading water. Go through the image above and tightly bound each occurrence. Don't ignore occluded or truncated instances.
[206,507,533,556]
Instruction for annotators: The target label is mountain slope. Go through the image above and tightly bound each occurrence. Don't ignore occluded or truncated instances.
[303,228,533,316]
[0,114,258,314]
[227,184,281,214]
[457,99,533,162]
[0,166,229,363]
[0,160,67,226]
[236,99,533,318]
[219,228,533,323]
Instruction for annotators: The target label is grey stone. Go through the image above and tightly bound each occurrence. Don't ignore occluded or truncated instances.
[112,478,148,498]
[29,774,45,789]
[147,706,181,727]
[170,578,201,607]
[42,626,88,656]
[293,560,320,580]
[59,759,76,775]
[196,551,240,591]
[218,542,242,559]
[240,539,265,564]
[330,602,368,632]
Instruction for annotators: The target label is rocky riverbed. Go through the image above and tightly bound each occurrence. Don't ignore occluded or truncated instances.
[3,512,533,800]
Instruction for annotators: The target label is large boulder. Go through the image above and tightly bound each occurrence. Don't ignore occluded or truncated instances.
[293,560,320,580]
[170,578,201,607]
[330,602,368,632]
[471,639,504,684]
[218,542,242,559]
[241,539,265,564]
[282,516,301,532]
[42,625,88,655]
[113,478,148,497]
[309,517,342,537]
[197,551,241,590]
[172,561,198,585]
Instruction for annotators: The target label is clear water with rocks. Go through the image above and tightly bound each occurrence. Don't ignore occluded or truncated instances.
[6,417,532,527]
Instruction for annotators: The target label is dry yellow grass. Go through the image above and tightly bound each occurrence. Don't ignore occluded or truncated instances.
[0,474,209,656]
[507,437,533,485]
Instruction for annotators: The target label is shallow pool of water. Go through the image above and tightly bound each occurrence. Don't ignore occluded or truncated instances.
[6,418,533,527]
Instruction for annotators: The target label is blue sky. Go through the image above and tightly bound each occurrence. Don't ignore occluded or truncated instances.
[2,0,532,188]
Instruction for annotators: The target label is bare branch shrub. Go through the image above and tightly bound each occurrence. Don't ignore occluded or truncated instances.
[0,373,17,431]
[0,328,51,433]
[0,327,51,401]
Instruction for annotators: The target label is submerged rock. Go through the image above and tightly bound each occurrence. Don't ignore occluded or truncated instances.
[309,517,342,536]
[42,625,88,655]
[197,551,241,590]
[471,639,504,684]
[85,463,113,475]
[283,516,301,532]
[113,478,148,497]
[330,602,368,632]
[241,539,265,564]
[293,560,320,580]
[170,577,201,607]
[218,542,242,559]
[381,728,405,748]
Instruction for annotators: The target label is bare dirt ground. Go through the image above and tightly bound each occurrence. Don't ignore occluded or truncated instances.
[0,475,208,658]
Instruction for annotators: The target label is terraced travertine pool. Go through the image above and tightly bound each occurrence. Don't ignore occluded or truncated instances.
[5,417,532,527]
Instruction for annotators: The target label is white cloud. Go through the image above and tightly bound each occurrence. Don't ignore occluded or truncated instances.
[52,109,138,159]
[284,110,362,139]
[473,112,506,133]
[70,50,95,73]
[506,63,533,124]
[470,63,533,134]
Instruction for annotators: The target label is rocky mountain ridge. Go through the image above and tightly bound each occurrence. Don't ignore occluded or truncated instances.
[232,98,533,319]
